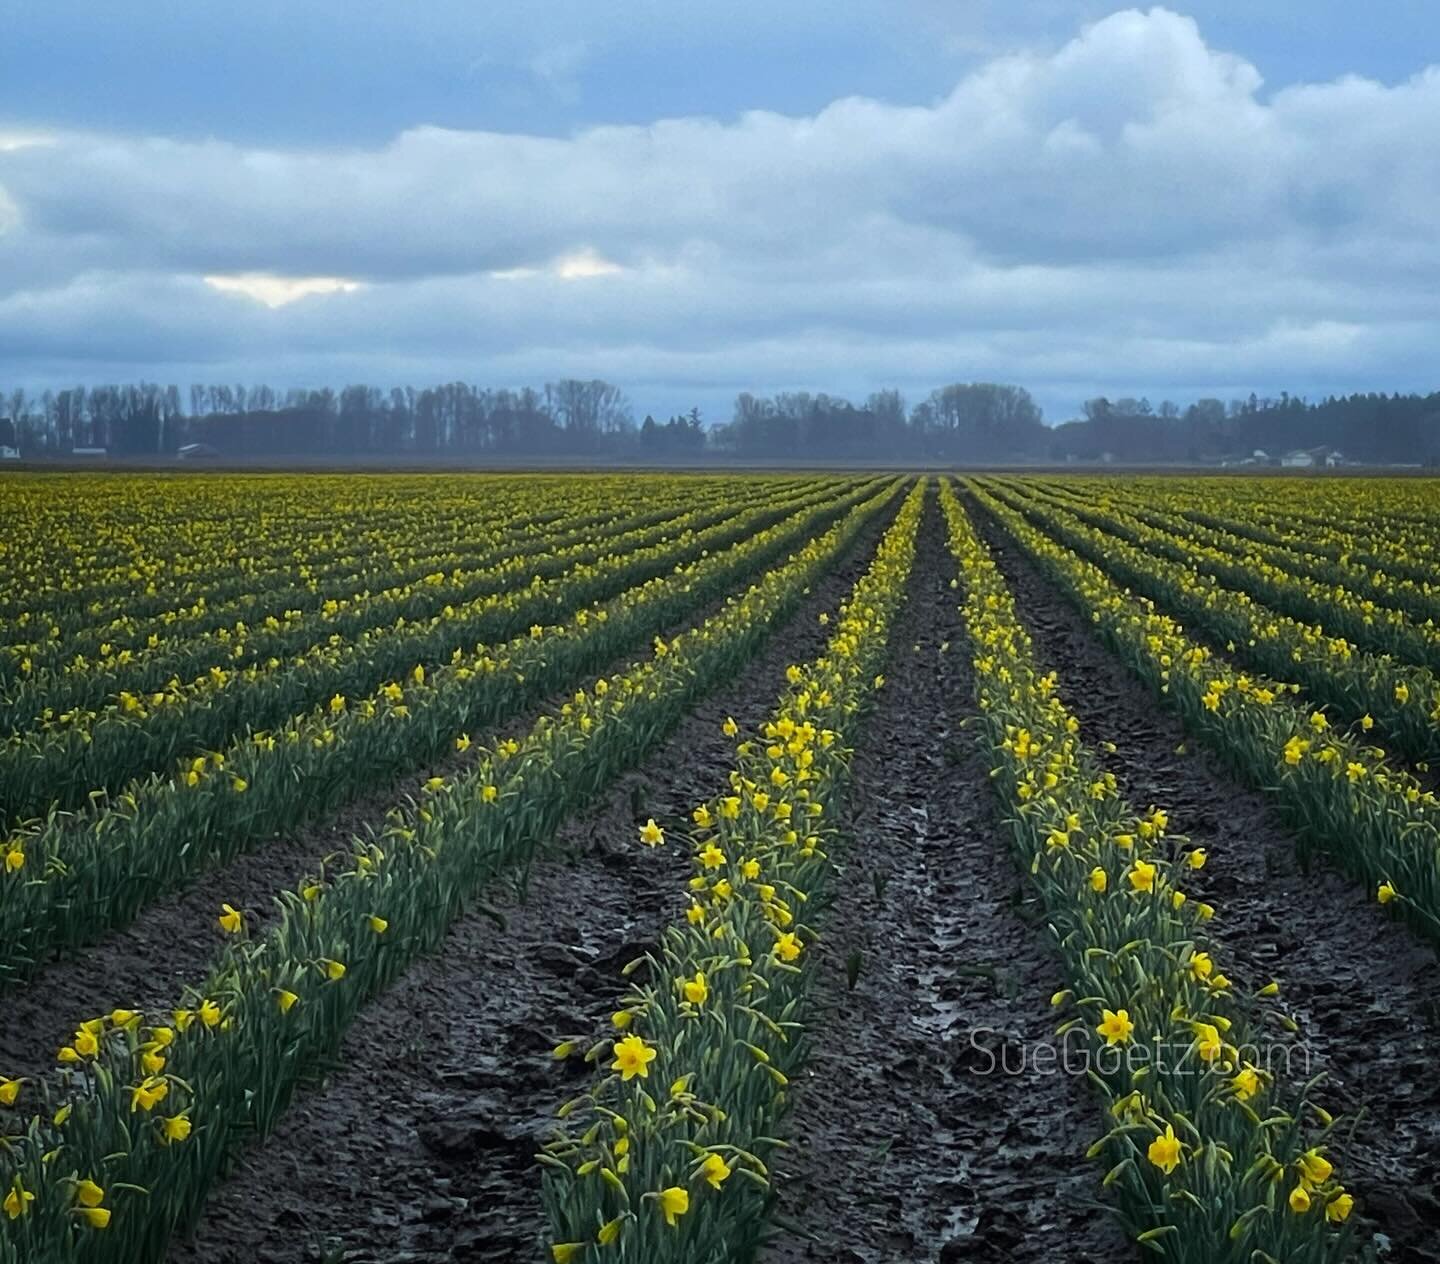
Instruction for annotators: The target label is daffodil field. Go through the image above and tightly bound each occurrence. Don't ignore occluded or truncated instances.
[2,470,1438,1262]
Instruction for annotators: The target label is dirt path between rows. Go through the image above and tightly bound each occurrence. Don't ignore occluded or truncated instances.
[760,497,1130,1264]
[0,506,894,1088]
[966,490,1440,1264]
[163,505,891,1264]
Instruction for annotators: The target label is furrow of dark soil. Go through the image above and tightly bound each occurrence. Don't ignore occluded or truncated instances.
[760,500,1130,1264]
[0,506,896,1087]
[966,490,1440,1264]
[162,504,890,1264]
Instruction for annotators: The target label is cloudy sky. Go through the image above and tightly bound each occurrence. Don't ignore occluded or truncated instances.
[2,2,1437,423]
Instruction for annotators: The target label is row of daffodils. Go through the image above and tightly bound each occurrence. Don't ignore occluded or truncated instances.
[0,473,814,670]
[1,477,732,685]
[1033,475,1440,606]
[1149,481,1440,588]
[539,481,925,1262]
[985,479,1440,763]
[0,478,866,824]
[939,480,1356,1261]
[0,479,906,1264]
[1029,478,1440,673]
[0,480,897,989]
[968,482,1440,944]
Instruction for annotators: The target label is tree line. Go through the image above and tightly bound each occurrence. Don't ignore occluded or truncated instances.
[0,379,1436,465]
[1050,393,1440,466]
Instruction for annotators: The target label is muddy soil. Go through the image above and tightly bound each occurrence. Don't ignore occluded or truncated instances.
[760,500,1131,1264]
[966,491,1440,1264]
[0,507,894,1086]
[162,507,890,1264]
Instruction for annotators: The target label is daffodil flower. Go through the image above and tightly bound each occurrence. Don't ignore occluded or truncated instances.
[611,1035,656,1081]
[1147,1123,1182,1174]
[1096,1008,1134,1046]
[657,1186,689,1227]
[700,1152,732,1189]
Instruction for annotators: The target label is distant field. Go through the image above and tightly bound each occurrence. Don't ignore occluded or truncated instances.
[1,471,1437,1263]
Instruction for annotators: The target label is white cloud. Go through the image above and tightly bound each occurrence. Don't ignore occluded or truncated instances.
[0,131,54,154]
[1,7,1438,419]
[203,273,364,307]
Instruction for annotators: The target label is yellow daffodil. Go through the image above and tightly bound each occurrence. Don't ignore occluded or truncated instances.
[774,931,802,961]
[3,1184,34,1220]
[657,1186,689,1227]
[638,819,665,847]
[1231,1066,1261,1101]
[1298,1148,1333,1186]
[1193,1022,1223,1062]
[611,1035,656,1081]
[75,1180,105,1208]
[129,1076,169,1112]
[700,1152,732,1189]
[217,903,244,934]
[1147,1123,1182,1174]
[1097,1008,1134,1046]
[1127,861,1157,893]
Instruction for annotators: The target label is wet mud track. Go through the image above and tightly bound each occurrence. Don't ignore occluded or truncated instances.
[163,512,890,1264]
[966,491,1440,1264]
[761,501,1130,1264]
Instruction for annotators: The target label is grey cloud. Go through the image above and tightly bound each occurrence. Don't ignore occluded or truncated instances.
[1,7,1438,420]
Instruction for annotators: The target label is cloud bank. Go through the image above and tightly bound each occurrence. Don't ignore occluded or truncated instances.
[1,7,1437,420]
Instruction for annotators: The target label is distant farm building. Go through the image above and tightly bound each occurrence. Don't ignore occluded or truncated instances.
[71,447,108,459]
[1281,446,1342,468]
[177,442,222,461]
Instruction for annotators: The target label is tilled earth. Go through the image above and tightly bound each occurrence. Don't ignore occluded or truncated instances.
[164,507,891,1264]
[761,503,1129,1263]
[967,491,1440,1264]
